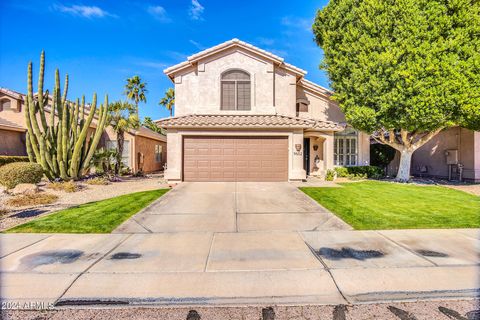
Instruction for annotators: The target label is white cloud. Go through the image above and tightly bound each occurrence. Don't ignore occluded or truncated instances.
[147,5,171,22]
[189,0,204,20]
[136,60,168,69]
[281,16,312,32]
[189,40,205,50]
[53,4,115,18]
[256,37,275,46]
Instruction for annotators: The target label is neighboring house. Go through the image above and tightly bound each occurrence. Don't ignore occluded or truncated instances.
[156,39,370,182]
[387,127,480,182]
[0,88,166,173]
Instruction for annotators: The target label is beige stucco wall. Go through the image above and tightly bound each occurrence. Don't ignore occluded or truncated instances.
[387,127,479,182]
[296,87,346,123]
[174,48,298,117]
[357,131,371,166]
[475,131,480,181]
[0,129,27,156]
[134,135,166,173]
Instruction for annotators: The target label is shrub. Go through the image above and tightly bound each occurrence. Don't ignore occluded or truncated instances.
[333,166,384,180]
[0,162,44,189]
[325,169,336,181]
[6,193,58,207]
[85,177,110,185]
[47,181,79,193]
[334,167,349,177]
[0,156,30,167]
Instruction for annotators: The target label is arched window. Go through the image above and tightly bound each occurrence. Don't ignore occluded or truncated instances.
[221,70,251,110]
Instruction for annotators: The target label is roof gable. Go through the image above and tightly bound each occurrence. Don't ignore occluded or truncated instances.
[164,39,307,78]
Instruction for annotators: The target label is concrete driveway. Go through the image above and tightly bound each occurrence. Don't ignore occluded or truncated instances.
[114,182,351,233]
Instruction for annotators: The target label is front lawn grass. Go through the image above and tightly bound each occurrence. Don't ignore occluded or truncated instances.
[6,189,169,233]
[300,181,480,230]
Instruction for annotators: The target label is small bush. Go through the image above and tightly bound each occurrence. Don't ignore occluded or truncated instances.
[48,181,78,193]
[334,166,384,180]
[0,162,44,189]
[325,169,336,181]
[334,167,349,177]
[6,193,58,207]
[85,177,110,185]
[0,156,30,167]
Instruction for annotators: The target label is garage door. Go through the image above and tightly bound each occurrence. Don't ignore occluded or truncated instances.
[183,136,288,182]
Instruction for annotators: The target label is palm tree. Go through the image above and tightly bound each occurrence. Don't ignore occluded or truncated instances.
[159,88,175,117]
[108,101,140,174]
[124,75,147,115]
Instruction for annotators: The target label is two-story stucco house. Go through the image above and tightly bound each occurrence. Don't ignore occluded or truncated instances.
[156,39,370,182]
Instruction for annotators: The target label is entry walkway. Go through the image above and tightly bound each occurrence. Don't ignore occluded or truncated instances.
[0,229,478,307]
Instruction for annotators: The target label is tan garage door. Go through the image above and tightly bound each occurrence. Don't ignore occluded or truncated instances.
[183,136,288,182]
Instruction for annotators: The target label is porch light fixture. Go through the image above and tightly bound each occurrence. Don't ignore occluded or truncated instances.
[313,144,319,151]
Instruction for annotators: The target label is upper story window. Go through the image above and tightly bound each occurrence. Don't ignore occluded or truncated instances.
[221,70,251,111]
[0,99,11,112]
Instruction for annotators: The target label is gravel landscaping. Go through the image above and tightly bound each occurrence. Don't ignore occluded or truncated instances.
[0,174,171,231]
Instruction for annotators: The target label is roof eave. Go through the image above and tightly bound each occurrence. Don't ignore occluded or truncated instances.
[163,39,307,77]
[159,125,311,130]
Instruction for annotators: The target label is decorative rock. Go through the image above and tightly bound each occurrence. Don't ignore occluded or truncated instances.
[10,183,39,195]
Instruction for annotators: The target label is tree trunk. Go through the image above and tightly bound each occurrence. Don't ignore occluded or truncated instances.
[170,108,173,117]
[395,148,413,182]
[115,130,124,175]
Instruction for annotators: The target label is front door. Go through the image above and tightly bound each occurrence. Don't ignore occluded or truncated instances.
[303,138,310,176]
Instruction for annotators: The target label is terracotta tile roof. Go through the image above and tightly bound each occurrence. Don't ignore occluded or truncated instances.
[155,114,343,131]
[0,88,24,100]
[132,126,166,142]
[0,117,26,131]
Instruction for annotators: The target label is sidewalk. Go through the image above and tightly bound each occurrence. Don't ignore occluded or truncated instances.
[0,229,478,308]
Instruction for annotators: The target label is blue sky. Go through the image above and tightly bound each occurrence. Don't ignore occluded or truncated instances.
[0,0,330,120]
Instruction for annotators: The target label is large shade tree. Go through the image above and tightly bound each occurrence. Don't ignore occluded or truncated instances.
[313,0,480,181]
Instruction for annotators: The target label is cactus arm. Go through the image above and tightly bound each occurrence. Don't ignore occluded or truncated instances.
[61,89,69,168]
[37,51,48,132]
[70,93,97,178]
[81,95,109,172]
[26,61,54,179]
[24,63,41,161]
[25,132,35,162]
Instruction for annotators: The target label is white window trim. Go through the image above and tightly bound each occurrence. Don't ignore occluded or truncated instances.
[334,132,358,167]
[220,69,251,111]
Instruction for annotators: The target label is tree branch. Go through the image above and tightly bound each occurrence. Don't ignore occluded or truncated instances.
[400,129,410,148]
[412,128,444,150]
[372,128,404,151]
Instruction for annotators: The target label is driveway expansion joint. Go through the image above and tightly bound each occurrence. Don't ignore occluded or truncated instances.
[300,234,351,305]
[0,234,53,259]
[54,234,133,306]
[375,231,439,267]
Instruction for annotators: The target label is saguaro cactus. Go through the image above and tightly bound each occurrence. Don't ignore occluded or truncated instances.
[25,51,109,180]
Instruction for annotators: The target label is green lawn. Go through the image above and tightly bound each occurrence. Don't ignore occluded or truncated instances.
[6,189,169,233]
[300,181,480,230]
